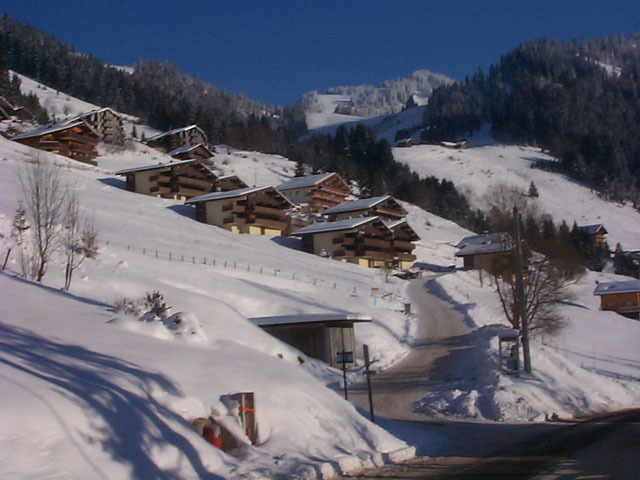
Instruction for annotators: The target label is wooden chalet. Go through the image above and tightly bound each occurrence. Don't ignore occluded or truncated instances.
[12,119,99,165]
[276,172,351,213]
[455,232,513,270]
[577,224,608,247]
[145,125,208,153]
[70,107,125,145]
[115,159,236,200]
[594,280,640,319]
[249,313,372,369]
[185,186,292,236]
[384,219,420,270]
[216,174,249,192]
[167,143,215,161]
[291,216,396,269]
[323,195,407,221]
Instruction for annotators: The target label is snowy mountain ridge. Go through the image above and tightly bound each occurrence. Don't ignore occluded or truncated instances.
[300,69,452,129]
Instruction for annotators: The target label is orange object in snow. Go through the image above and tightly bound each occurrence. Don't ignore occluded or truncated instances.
[202,424,222,448]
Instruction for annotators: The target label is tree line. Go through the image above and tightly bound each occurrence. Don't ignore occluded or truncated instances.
[423,34,640,205]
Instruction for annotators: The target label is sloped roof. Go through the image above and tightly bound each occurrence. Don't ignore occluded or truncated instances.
[250,313,372,327]
[291,217,379,236]
[12,119,98,141]
[65,107,121,123]
[456,232,507,249]
[115,158,204,175]
[455,233,513,257]
[593,279,640,296]
[146,125,205,142]
[276,173,335,191]
[167,143,214,157]
[323,195,394,215]
[578,224,608,235]
[185,185,292,206]
[384,219,420,241]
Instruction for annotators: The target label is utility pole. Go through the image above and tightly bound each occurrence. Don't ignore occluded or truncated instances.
[513,207,532,373]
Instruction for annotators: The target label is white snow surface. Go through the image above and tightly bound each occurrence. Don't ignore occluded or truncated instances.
[3,80,640,478]
[394,143,640,250]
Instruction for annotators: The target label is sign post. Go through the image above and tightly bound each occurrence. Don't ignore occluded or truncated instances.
[363,344,375,423]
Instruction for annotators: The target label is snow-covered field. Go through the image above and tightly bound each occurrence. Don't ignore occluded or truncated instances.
[394,143,640,250]
[3,75,640,478]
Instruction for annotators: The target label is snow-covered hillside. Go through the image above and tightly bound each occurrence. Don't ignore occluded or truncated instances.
[3,77,640,478]
[394,143,640,250]
[300,69,452,130]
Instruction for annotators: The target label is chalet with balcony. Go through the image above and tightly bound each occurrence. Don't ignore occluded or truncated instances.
[185,186,292,236]
[115,159,222,200]
[276,172,351,213]
[145,125,208,153]
[216,174,249,191]
[594,280,640,319]
[291,216,395,269]
[323,195,407,221]
[577,224,608,247]
[249,313,372,369]
[385,219,420,270]
[68,107,125,145]
[455,232,513,270]
[12,119,99,165]
[167,143,215,161]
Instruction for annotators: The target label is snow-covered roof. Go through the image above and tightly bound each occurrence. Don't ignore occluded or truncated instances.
[12,119,96,141]
[593,280,640,296]
[64,107,120,123]
[167,143,214,157]
[383,219,406,230]
[456,232,508,249]
[115,159,202,175]
[250,313,372,327]
[276,173,334,191]
[185,185,291,205]
[323,195,392,215]
[291,217,379,236]
[455,234,513,257]
[146,125,204,142]
[578,224,607,235]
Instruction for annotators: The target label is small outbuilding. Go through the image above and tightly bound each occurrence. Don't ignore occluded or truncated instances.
[455,232,513,270]
[276,172,351,213]
[577,224,608,247]
[593,279,640,319]
[249,313,372,369]
[323,195,407,221]
[185,185,292,236]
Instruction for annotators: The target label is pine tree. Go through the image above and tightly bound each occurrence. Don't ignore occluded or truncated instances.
[528,181,539,198]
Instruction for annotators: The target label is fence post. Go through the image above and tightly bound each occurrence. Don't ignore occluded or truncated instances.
[143,248,146,255]
[192,256,195,264]
[213,259,216,266]
[155,250,158,258]
[181,255,184,262]
[170,253,172,261]
[260,266,263,274]
[234,262,236,269]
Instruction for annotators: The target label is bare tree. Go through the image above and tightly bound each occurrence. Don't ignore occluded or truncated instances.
[63,193,98,291]
[491,254,572,337]
[18,156,68,282]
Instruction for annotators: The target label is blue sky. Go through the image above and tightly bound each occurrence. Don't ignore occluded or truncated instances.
[4,1,640,105]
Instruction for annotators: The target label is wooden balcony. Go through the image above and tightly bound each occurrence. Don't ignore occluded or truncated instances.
[222,203,234,212]
[362,249,393,261]
[373,207,404,219]
[252,204,287,218]
[362,237,393,249]
[223,215,247,225]
[60,131,99,145]
[177,176,213,190]
[395,252,417,261]
[393,240,416,251]
[316,184,350,196]
[253,217,287,231]
[175,186,208,198]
